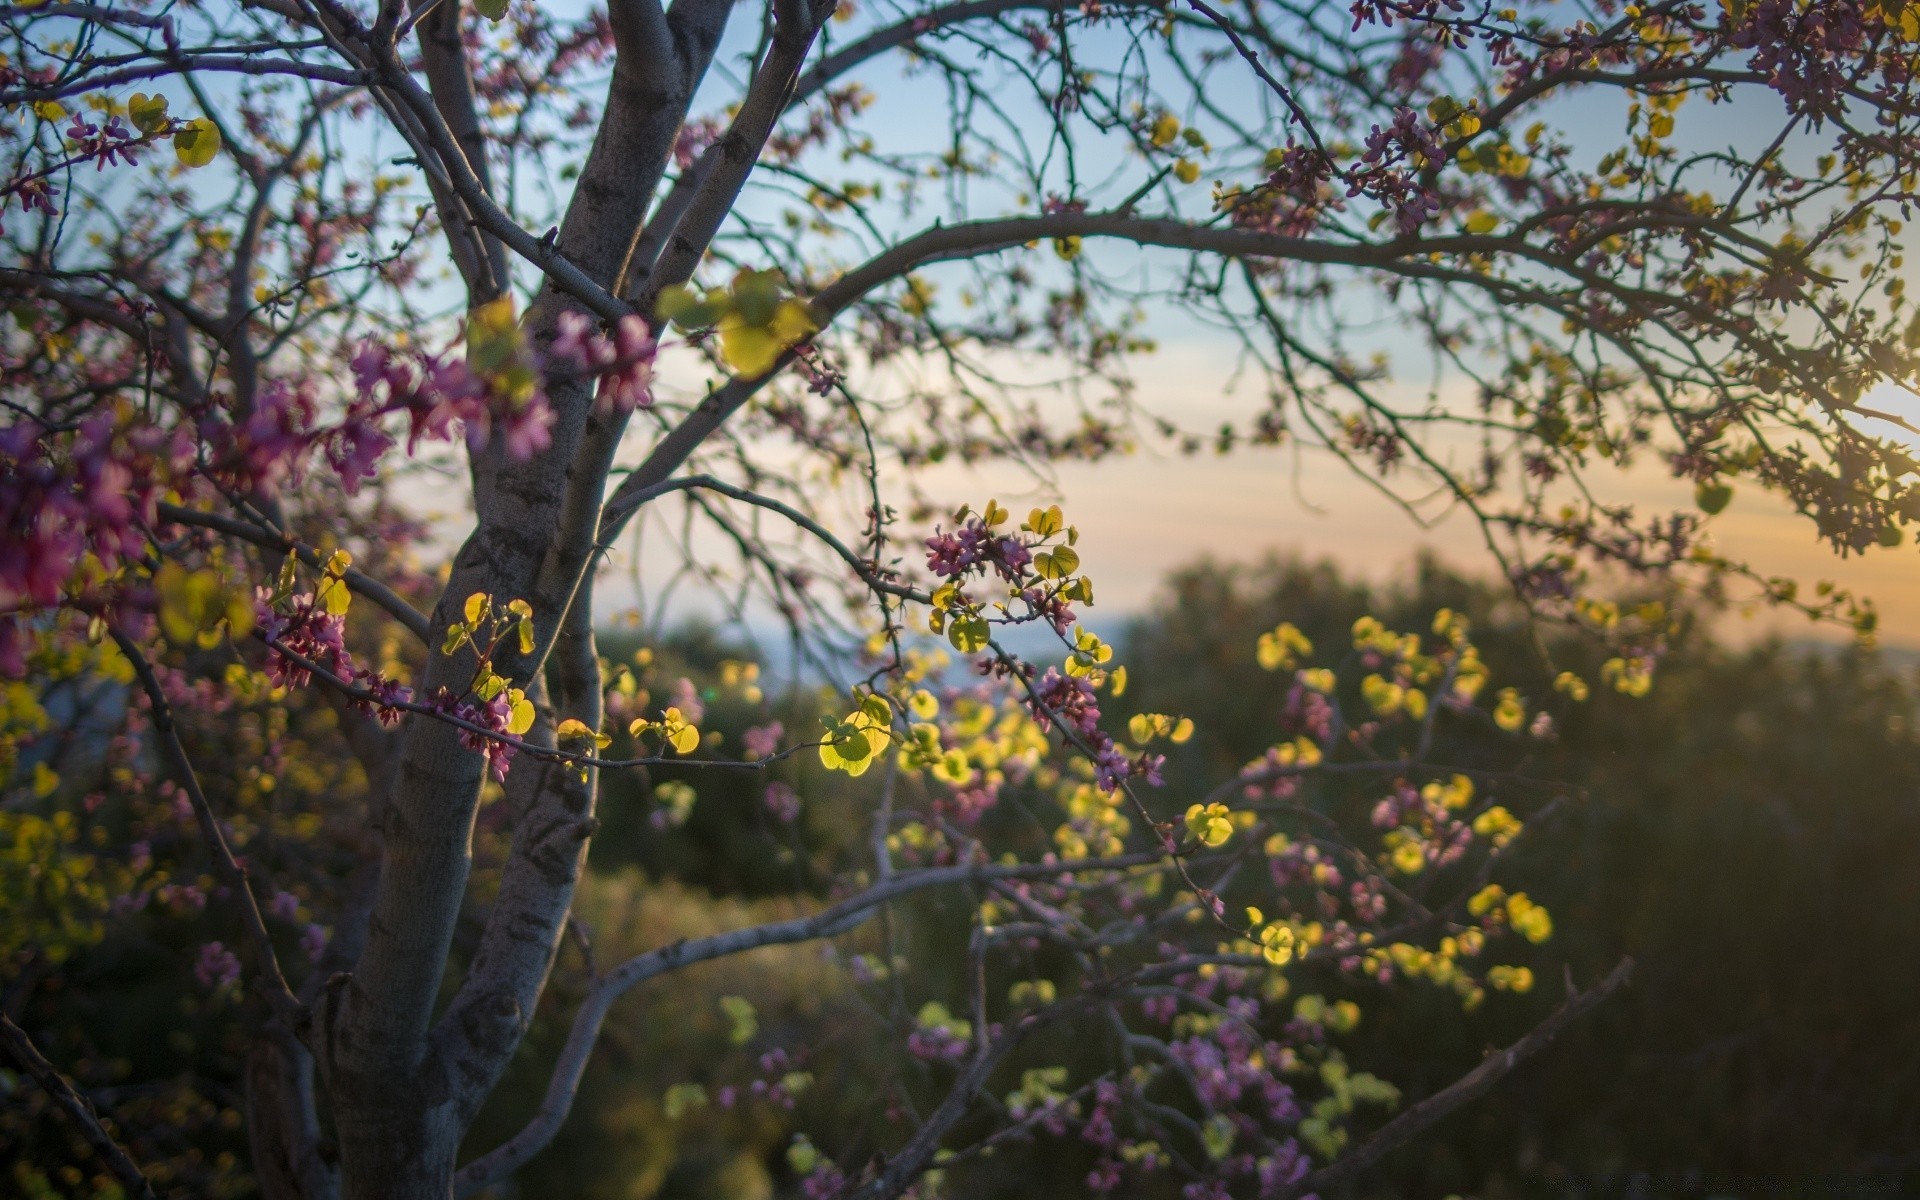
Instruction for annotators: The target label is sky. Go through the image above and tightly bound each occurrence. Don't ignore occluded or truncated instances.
[371,1,1920,653]
[600,8,1920,648]
[583,331,1920,657]
[893,344,1920,646]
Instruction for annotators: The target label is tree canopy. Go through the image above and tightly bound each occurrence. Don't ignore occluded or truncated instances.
[3,0,1918,1195]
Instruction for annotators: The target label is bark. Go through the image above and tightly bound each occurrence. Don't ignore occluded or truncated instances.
[245,1025,339,1200]
[312,3,737,1194]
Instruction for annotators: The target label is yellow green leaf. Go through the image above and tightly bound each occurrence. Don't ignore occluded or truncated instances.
[127,93,170,135]
[947,616,990,653]
[466,296,523,377]
[771,298,818,344]
[1035,545,1080,579]
[718,317,781,376]
[173,117,222,168]
[505,691,536,736]
[1024,505,1063,536]
[318,574,351,617]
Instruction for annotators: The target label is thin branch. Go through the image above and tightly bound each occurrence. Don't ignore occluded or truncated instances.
[0,1014,160,1200]
[452,851,1163,1195]
[1282,957,1636,1199]
[109,630,308,1030]
[601,473,927,602]
[157,501,431,642]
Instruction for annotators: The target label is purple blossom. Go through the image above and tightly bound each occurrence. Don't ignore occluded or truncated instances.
[193,941,241,991]
[743,720,784,759]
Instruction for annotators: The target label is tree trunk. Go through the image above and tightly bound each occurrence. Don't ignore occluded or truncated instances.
[244,1025,338,1200]
[333,1090,464,1200]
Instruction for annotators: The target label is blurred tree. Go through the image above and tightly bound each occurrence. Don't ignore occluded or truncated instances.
[10,0,1920,1193]
[1122,554,1920,1198]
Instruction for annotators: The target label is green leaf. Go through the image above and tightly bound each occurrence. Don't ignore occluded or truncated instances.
[127,93,170,135]
[948,616,990,653]
[1035,545,1080,579]
[505,691,536,735]
[473,0,509,19]
[173,117,221,168]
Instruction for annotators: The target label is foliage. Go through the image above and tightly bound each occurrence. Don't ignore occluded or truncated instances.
[5,0,1920,1195]
[1123,555,1920,1197]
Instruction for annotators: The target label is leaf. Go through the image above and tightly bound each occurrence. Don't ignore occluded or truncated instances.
[719,995,758,1044]
[173,117,222,168]
[771,298,819,344]
[466,296,523,376]
[1464,211,1499,235]
[1694,480,1734,514]
[718,317,781,377]
[465,592,490,625]
[947,615,990,653]
[473,0,509,19]
[668,724,699,754]
[318,575,351,617]
[1024,505,1063,536]
[1035,545,1080,580]
[127,93,170,135]
[505,691,536,736]
[656,284,725,330]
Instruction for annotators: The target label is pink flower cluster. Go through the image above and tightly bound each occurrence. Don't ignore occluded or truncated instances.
[0,415,192,612]
[193,941,241,991]
[1024,667,1153,793]
[347,341,554,477]
[432,685,520,781]
[256,589,413,726]
[924,518,1030,580]
[548,311,658,414]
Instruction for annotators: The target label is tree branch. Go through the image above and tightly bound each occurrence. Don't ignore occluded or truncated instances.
[452,852,1162,1194]
[0,1015,159,1200]
[157,501,431,642]
[1282,957,1636,1200]
[411,0,510,299]
[110,630,308,1030]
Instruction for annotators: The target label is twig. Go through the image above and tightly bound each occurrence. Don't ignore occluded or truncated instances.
[0,1014,159,1200]
[1283,957,1636,1199]
[109,630,308,1029]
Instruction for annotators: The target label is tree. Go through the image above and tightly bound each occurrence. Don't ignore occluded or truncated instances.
[1121,554,1920,1196]
[1,0,1915,1194]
